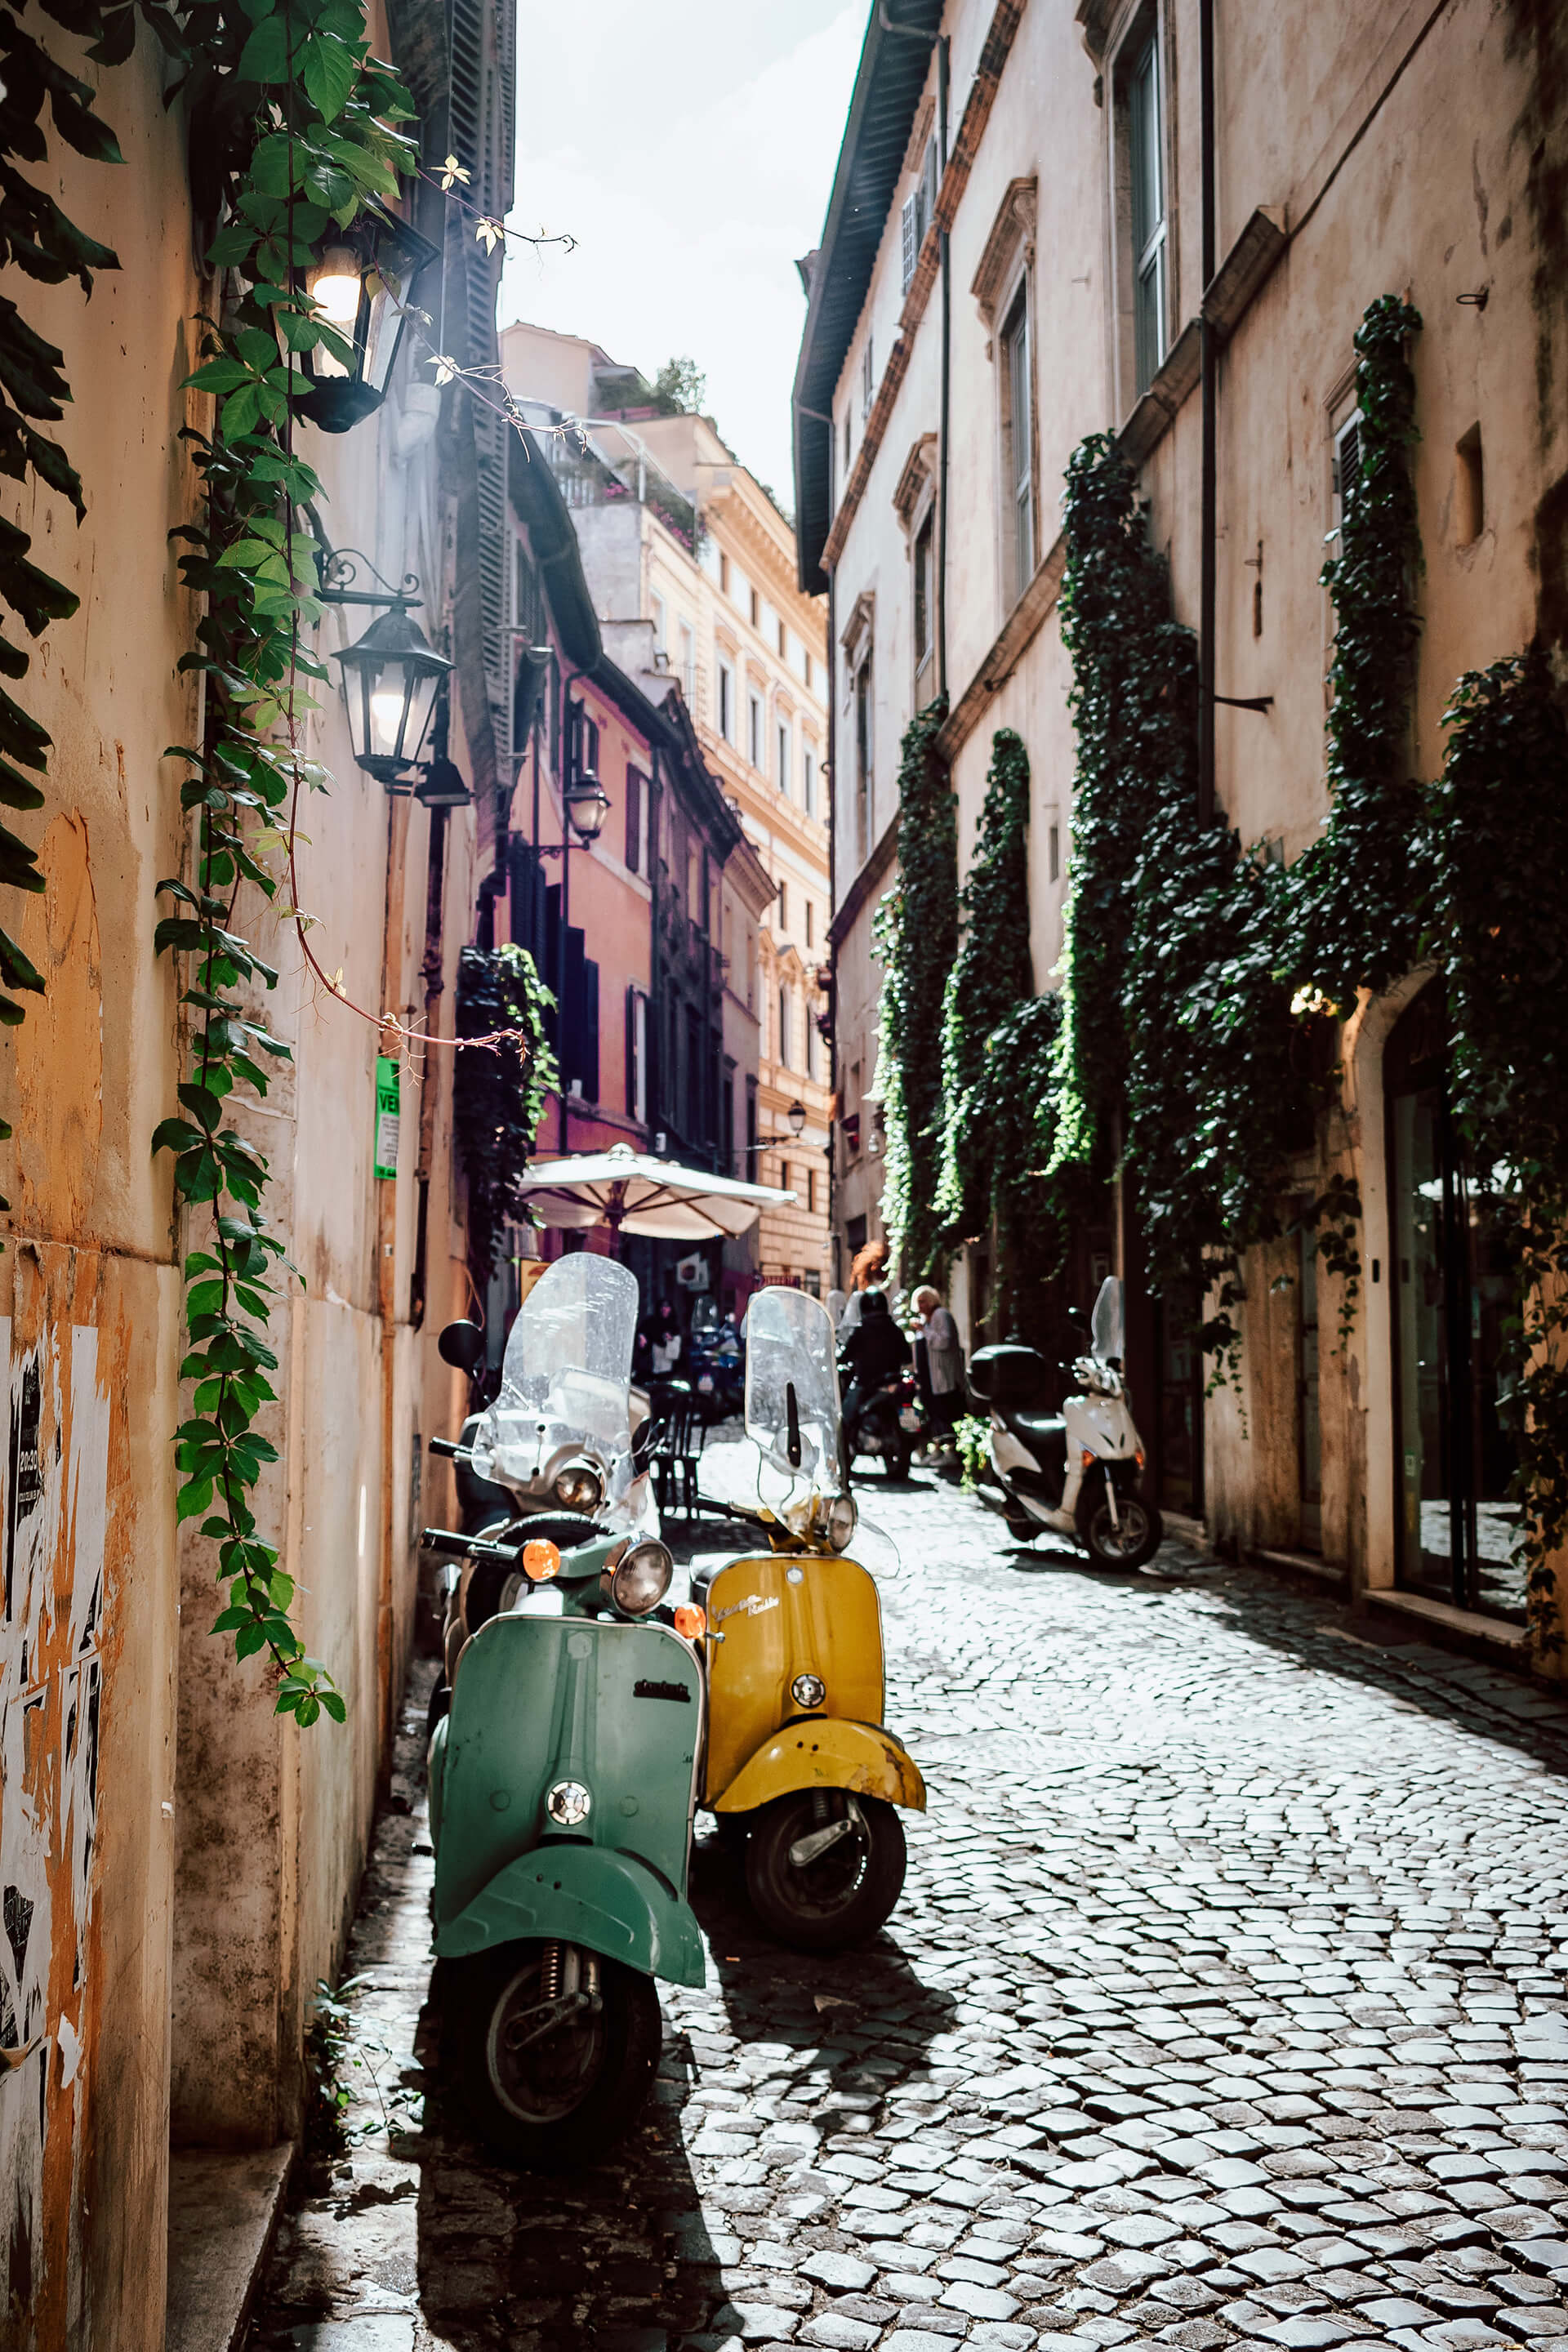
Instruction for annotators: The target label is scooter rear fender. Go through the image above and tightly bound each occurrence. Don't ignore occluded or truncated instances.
[434,1838,706,1989]
[713,1716,926,1815]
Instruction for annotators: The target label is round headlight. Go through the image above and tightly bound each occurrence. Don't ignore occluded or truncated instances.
[554,1463,604,1511]
[791,1672,826,1710]
[826,1494,858,1552]
[609,1539,673,1617]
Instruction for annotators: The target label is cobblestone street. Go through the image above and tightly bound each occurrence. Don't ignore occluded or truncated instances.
[250,1480,1568,2352]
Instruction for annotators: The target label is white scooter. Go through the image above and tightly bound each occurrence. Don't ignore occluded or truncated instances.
[969,1277,1164,1568]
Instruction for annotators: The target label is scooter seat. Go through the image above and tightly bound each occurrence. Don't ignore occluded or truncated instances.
[1009,1412,1067,1481]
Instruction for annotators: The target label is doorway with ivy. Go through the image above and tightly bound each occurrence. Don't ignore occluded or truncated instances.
[1384,984,1525,1619]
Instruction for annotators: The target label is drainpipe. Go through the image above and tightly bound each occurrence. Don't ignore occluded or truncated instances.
[826,572,839,1286]
[1197,0,1218,829]
[937,30,951,702]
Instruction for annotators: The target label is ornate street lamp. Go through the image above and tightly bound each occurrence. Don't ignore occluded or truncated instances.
[787,1099,807,1138]
[297,203,441,434]
[330,604,452,791]
[564,770,611,842]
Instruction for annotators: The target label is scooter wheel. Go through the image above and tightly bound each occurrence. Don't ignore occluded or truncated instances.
[1077,1484,1163,1570]
[744,1792,906,1953]
[446,1941,662,2169]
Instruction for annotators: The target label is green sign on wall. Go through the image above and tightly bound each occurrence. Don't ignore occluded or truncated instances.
[374,1054,401,1180]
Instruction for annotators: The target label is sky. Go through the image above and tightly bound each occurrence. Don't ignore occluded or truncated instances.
[500,2,866,507]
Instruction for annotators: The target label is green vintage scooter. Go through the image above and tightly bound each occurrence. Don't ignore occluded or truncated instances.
[422,1254,706,2167]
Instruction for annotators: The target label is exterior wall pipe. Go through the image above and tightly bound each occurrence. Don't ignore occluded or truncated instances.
[1198,0,1217,829]
[938,29,951,700]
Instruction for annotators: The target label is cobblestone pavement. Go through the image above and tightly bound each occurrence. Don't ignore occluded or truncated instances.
[251,1477,1568,2352]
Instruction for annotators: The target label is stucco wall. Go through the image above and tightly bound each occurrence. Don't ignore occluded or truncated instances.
[0,21,195,2342]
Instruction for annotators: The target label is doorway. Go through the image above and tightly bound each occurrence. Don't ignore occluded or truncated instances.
[1156,1281,1203,1517]
[1385,984,1524,1619]
[1297,1225,1322,1552]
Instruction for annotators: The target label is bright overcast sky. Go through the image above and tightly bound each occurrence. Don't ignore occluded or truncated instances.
[501,2,866,508]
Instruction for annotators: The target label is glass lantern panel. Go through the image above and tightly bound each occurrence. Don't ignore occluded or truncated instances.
[362,267,408,399]
[402,666,442,765]
[368,657,411,763]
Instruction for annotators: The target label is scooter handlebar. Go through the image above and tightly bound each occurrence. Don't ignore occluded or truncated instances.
[419,1527,514,1561]
[427,1437,473,1461]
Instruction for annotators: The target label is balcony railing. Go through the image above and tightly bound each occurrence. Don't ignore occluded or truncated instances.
[546,421,700,555]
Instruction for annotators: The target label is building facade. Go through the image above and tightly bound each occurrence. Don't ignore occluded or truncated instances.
[0,0,519,2337]
[500,324,834,1296]
[798,0,1568,1659]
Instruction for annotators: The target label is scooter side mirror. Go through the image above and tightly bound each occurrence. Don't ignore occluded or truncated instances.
[438,1320,487,1374]
[632,1417,659,1471]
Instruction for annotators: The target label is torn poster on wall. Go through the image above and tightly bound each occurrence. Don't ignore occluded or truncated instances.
[0,1321,109,2317]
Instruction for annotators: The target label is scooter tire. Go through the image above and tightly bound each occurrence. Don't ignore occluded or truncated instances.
[446,1941,662,2169]
[1076,1481,1163,1570]
[744,1792,906,1953]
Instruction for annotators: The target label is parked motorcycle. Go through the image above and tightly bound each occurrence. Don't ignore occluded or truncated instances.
[692,1285,925,1951]
[685,1302,745,1423]
[970,1276,1163,1569]
[841,1363,923,1480]
[421,1254,705,2167]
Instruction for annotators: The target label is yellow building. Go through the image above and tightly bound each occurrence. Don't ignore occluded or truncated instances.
[500,324,833,1295]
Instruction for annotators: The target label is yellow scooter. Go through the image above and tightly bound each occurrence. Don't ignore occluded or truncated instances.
[690,1286,925,1950]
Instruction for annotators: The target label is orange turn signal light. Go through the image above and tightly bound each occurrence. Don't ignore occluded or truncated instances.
[1080,1449,1096,1468]
[523,1538,561,1582]
[673,1603,706,1640]
[1134,1447,1146,1468]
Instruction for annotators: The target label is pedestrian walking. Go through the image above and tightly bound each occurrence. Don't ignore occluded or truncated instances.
[912,1284,964,1449]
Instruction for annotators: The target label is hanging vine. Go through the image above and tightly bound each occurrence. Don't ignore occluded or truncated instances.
[153,0,419,1723]
[453,944,556,1282]
[935,726,1032,1246]
[1427,653,1568,1651]
[871,696,956,1282]
[1045,298,1425,1376]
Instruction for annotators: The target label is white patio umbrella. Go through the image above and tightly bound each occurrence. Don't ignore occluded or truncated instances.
[513,1141,794,1249]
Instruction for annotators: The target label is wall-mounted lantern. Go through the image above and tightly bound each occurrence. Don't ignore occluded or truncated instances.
[330,604,452,791]
[298,203,441,434]
[786,1099,807,1138]
[564,771,612,842]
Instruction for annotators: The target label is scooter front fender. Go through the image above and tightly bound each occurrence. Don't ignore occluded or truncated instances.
[434,1840,706,1989]
[713,1717,926,1816]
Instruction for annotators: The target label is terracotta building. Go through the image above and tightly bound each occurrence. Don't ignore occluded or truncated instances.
[500,323,833,1298]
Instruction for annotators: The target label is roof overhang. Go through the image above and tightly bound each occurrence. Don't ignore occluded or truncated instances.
[791,0,943,595]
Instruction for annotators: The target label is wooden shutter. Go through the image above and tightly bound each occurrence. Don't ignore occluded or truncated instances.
[625,768,643,872]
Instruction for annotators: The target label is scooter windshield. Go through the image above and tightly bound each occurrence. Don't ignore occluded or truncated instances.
[1092,1275,1125,1365]
[470,1254,640,1504]
[742,1286,842,1496]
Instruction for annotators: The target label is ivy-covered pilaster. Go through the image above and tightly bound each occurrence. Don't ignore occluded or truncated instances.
[935,726,1032,1247]
[871,697,956,1282]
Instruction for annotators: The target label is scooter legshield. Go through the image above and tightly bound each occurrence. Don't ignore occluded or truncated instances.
[702,1555,913,1808]
[433,1610,705,1988]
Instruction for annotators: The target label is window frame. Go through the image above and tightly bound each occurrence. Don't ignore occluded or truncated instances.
[803,744,817,820]
[998,285,1036,608]
[777,717,792,795]
[853,653,874,866]
[717,656,735,743]
[747,688,764,770]
[1109,7,1174,414]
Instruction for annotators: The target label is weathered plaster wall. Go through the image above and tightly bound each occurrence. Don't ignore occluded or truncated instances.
[0,20,195,2341]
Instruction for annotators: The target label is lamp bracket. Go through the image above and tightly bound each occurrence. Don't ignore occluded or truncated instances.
[319,547,422,609]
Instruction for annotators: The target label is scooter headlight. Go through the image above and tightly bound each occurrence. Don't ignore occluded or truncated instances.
[554,1461,604,1511]
[825,1493,858,1552]
[608,1539,673,1617]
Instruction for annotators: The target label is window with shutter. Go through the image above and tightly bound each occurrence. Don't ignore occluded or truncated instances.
[901,193,918,294]
[625,768,643,873]
[1129,35,1168,395]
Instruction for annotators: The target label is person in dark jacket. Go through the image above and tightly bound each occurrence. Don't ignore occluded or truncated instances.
[839,1289,911,1440]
